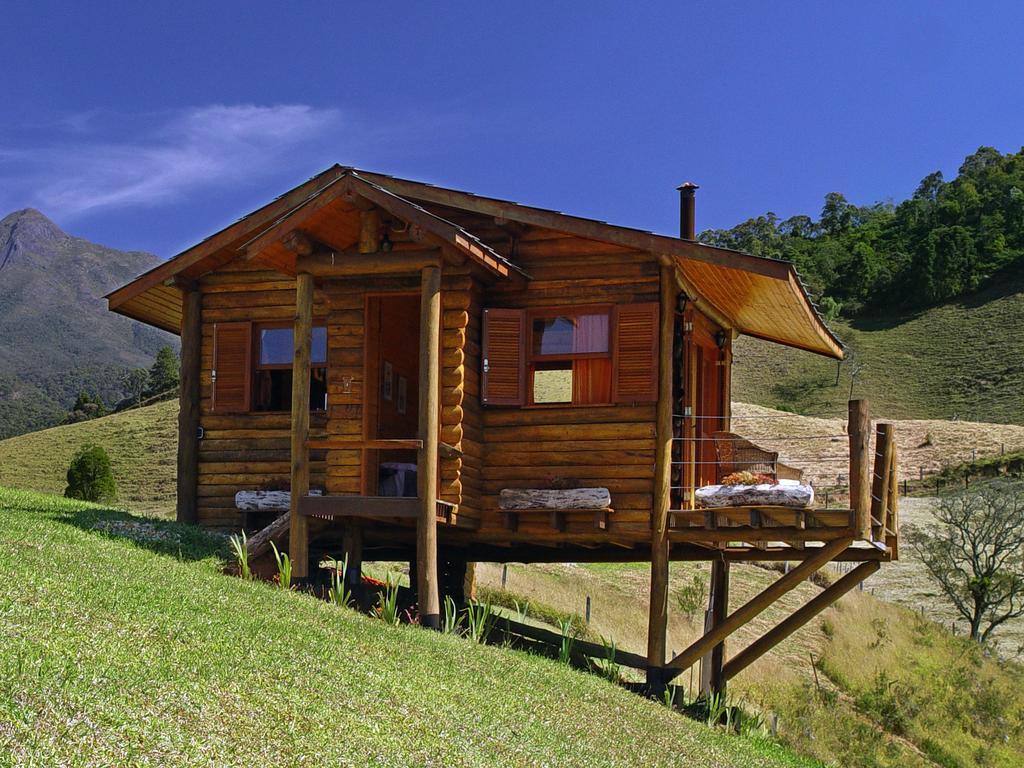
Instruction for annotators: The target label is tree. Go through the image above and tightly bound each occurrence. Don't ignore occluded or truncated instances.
[121,368,148,407]
[63,392,108,424]
[64,444,117,503]
[146,346,180,397]
[908,481,1024,643]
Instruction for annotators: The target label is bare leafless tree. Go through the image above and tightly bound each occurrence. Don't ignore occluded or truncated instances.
[908,481,1024,643]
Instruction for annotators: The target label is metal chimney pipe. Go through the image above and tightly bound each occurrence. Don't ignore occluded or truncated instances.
[677,182,699,240]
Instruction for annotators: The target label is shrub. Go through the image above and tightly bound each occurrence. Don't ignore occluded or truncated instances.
[674,573,708,618]
[64,444,116,503]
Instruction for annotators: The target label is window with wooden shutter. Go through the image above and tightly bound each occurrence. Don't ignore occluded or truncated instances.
[482,308,525,406]
[212,321,252,413]
[612,302,659,403]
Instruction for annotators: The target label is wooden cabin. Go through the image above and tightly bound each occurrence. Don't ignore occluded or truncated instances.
[107,166,898,690]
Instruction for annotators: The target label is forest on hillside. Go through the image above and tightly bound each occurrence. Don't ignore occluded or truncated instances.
[701,146,1024,315]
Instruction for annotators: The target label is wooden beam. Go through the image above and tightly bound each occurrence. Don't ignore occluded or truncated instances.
[417,265,442,628]
[296,250,441,277]
[289,271,314,579]
[849,399,872,540]
[298,495,419,518]
[664,537,851,678]
[176,287,201,524]
[722,561,880,681]
[647,263,676,686]
[306,439,423,451]
[359,209,382,253]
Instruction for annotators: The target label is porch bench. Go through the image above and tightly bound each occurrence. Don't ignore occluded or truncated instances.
[499,488,613,532]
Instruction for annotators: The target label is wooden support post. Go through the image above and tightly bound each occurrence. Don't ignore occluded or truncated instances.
[647,263,676,687]
[359,209,382,253]
[289,271,314,579]
[176,287,201,524]
[722,561,880,681]
[342,524,363,589]
[848,399,871,540]
[870,422,894,543]
[702,559,730,696]
[417,265,442,629]
[664,537,851,680]
[886,429,900,559]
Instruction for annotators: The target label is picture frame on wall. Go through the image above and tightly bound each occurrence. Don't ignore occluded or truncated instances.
[382,361,393,401]
[397,375,408,415]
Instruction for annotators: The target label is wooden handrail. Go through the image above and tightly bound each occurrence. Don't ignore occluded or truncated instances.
[306,439,423,450]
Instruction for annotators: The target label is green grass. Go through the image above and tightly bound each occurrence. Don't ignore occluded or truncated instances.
[733,266,1024,424]
[0,400,177,518]
[0,487,817,768]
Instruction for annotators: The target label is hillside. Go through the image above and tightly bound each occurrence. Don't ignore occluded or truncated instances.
[732,262,1024,423]
[0,487,815,767]
[0,209,175,438]
[0,399,178,517]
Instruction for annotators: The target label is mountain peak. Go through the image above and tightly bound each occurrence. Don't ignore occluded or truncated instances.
[0,209,69,270]
[1,208,67,246]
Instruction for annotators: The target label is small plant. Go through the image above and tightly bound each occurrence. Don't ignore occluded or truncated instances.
[738,708,769,740]
[270,541,291,590]
[374,575,401,625]
[228,530,251,580]
[558,618,576,664]
[820,617,835,639]
[512,598,529,623]
[64,444,117,503]
[597,635,621,682]
[704,691,730,727]
[443,595,460,634]
[464,600,494,643]
[327,555,353,608]
[675,572,708,618]
[662,685,676,709]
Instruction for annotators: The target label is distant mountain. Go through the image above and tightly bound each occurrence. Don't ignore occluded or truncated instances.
[0,209,176,438]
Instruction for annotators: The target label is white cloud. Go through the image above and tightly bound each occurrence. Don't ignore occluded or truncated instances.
[0,104,341,219]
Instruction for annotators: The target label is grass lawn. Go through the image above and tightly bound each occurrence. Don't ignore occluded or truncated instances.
[0,487,816,768]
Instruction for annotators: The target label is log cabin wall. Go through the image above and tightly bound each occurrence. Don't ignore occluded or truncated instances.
[195,260,476,530]
[478,243,662,539]
[197,261,329,527]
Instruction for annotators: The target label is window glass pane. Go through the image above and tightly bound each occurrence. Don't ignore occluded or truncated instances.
[259,326,327,365]
[532,314,608,356]
[259,328,292,365]
[532,366,572,403]
[312,326,327,364]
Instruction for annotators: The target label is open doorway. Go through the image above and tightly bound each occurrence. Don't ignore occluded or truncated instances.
[364,293,420,496]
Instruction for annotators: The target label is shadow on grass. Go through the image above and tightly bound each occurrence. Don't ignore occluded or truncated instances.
[2,490,228,563]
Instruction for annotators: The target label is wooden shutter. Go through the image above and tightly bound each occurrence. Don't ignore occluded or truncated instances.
[481,308,525,406]
[612,303,659,403]
[212,321,252,413]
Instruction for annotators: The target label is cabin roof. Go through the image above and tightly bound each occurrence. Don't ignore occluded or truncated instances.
[106,164,843,359]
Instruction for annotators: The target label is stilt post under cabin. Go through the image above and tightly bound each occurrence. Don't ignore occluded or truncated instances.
[289,271,314,579]
[848,399,872,540]
[417,264,442,629]
[647,261,676,688]
[702,558,730,697]
[176,285,201,524]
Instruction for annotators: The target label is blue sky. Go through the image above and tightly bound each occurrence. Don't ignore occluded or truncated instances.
[1,1,1022,258]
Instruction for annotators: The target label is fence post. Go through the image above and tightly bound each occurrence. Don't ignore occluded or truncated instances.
[849,400,872,540]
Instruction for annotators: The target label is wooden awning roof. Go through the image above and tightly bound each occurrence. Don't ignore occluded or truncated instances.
[107,164,842,359]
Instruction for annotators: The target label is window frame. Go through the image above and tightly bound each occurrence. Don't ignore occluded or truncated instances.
[525,304,613,407]
[251,319,329,414]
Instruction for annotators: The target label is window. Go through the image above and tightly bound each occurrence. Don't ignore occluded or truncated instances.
[527,309,612,405]
[481,303,658,407]
[252,323,328,412]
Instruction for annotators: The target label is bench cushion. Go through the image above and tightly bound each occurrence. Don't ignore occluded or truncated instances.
[499,487,612,511]
[694,479,814,509]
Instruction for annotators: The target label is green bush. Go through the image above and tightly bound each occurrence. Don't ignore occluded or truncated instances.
[64,444,117,503]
